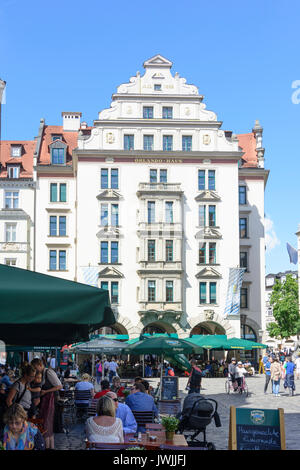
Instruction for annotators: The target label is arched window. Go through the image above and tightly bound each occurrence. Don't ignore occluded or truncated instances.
[142,324,165,335]
[241,324,257,342]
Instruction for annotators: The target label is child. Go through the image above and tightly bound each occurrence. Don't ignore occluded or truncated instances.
[27,371,42,418]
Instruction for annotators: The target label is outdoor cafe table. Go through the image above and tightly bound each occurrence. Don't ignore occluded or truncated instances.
[124,431,188,449]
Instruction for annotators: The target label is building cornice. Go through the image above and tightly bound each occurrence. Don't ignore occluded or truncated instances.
[111,93,204,102]
[74,149,243,161]
[239,167,270,187]
[36,165,75,177]
[93,119,222,129]
[0,179,35,188]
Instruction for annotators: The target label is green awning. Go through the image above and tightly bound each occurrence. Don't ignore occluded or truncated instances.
[122,336,203,355]
[0,264,115,346]
[226,338,268,350]
[186,335,230,350]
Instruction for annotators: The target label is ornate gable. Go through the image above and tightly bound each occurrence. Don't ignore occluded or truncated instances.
[96,189,122,201]
[143,54,173,69]
[98,267,124,278]
[96,227,121,239]
[195,227,222,239]
[196,267,222,279]
[195,191,221,202]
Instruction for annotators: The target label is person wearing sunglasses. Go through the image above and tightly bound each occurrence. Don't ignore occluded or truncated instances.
[106,392,137,435]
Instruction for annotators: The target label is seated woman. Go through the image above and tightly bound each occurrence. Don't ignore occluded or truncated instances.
[85,395,124,443]
[2,403,45,450]
[111,376,125,398]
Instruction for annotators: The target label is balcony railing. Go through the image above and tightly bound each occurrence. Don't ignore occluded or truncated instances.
[137,183,182,193]
[0,242,29,252]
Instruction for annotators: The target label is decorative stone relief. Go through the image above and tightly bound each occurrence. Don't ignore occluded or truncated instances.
[203,135,211,145]
[105,132,115,144]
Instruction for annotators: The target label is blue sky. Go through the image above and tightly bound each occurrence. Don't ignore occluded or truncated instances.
[1,0,299,275]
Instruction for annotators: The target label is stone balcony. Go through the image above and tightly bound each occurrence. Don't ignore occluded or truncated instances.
[138,302,183,321]
[137,182,183,196]
[0,242,29,253]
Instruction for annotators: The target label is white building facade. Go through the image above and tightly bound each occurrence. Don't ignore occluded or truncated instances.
[0,55,269,343]
[74,55,269,341]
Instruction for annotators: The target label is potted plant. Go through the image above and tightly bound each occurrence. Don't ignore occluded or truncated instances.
[123,389,130,399]
[161,415,179,442]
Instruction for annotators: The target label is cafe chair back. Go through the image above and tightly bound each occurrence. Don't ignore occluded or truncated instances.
[131,410,155,428]
[86,441,144,450]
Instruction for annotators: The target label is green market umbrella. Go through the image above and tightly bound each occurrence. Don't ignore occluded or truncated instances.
[0,264,115,346]
[122,336,202,398]
[186,335,230,350]
[226,338,268,350]
[70,337,124,355]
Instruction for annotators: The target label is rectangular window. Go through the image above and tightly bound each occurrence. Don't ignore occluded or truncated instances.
[148,240,155,261]
[148,280,156,301]
[100,204,109,226]
[101,169,109,189]
[111,204,119,226]
[147,201,155,223]
[60,183,67,202]
[160,169,167,183]
[198,170,205,190]
[150,169,157,183]
[8,166,20,178]
[52,148,65,165]
[163,135,173,151]
[124,134,134,150]
[208,206,216,227]
[101,241,109,263]
[144,135,154,151]
[209,282,217,304]
[166,240,173,262]
[50,183,57,202]
[199,243,206,264]
[162,107,173,119]
[59,250,66,271]
[5,223,16,242]
[111,241,119,263]
[240,287,248,308]
[239,218,248,238]
[111,282,119,304]
[165,201,174,223]
[209,242,216,264]
[143,107,153,119]
[11,145,22,157]
[49,216,57,236]
[49,250,57,271]
[154,84,161,91]
[239,186,247,205]
[59,216,66,236]
[111,169,119,189]
[4,191,19,209]
[199,206,206,227]
[208,170,216,190]
[101,281,109,291]
[200,282,206,304]
[5,258,16,266]
[166,281,174,302]
[240,252,248,270]
[182,136,192,151]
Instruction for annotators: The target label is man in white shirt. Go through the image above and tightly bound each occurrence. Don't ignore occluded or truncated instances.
[108,359,118,384]
[50,356,56,370]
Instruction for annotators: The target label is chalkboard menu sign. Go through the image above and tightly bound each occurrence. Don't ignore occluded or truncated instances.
[161,376,179,400]
[229,407,285,450]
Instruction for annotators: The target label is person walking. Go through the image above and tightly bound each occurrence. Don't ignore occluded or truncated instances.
[95,360,102,386]
[284,357,296,396]
[228,358,238,391]
[258,356,264,374]
[270,357,281,397]
[187,359,202,394]
[264,356,272,394]
[108,358,118,384]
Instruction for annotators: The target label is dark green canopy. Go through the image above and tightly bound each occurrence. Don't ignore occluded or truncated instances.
[122,336,203,355]
[0,264,115,346]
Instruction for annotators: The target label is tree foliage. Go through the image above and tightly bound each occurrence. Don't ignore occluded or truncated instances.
[267,274,300,340]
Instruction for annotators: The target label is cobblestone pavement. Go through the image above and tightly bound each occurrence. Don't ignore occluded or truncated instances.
[54,375,300,450]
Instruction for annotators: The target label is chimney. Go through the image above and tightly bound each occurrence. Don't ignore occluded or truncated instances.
[61,111,82,131]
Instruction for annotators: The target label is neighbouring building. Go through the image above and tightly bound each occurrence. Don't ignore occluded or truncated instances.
[0,55,269,344]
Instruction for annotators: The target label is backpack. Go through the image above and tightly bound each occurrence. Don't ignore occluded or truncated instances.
[97,363,102,373]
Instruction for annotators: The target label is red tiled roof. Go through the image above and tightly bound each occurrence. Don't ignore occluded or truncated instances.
[0,140,35,178]
[237,133,258,168]
[38,125,78,165]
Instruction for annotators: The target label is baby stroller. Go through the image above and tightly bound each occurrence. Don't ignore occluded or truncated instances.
[177,393,221,450]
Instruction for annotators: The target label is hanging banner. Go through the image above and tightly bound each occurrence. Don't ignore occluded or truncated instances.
[80,266,99,287]
[224,268,246,317]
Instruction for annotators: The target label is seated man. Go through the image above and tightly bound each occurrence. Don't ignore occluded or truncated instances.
[125,383,158,432]
[107,391,137,434]
[94,379,110,399]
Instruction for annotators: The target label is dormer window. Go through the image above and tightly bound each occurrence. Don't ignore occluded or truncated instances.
[50,140,67,165]
[7,165,20,179]
[11,145,22,157]
[52,134,63,142]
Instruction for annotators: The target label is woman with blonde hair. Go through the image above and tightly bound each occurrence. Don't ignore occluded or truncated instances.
[85,395,123,443]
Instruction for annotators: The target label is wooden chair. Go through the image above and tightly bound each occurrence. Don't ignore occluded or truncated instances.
[131,410,155,429]
[87,398,99,417]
